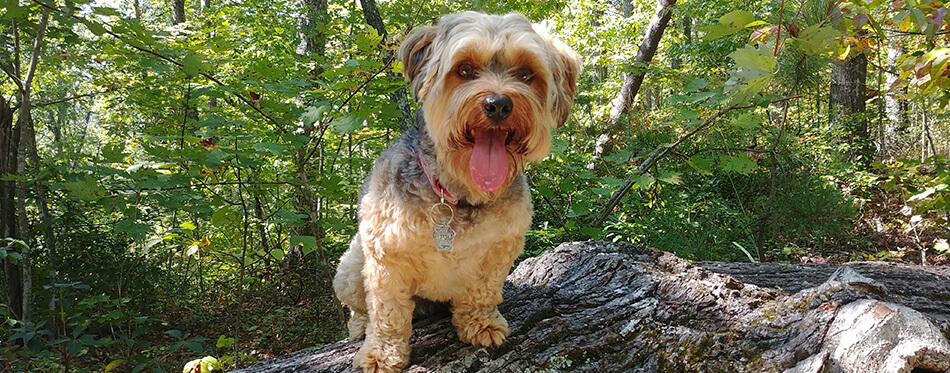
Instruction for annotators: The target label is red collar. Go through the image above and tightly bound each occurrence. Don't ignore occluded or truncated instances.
[417,148,459,206]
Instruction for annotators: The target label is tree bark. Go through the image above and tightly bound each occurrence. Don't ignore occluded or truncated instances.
[829,52,870,164]
[882,39,907,158]
[608,0,676,123]
[293,0,342,328]
[296,0,328,58]
[359,0,386,40]
[173,0,186,24]
[10,8,52,324]
[0,95,23,321]
[233,241,950,373]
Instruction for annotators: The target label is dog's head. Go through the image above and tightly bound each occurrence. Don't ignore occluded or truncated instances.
[398,12,579,201]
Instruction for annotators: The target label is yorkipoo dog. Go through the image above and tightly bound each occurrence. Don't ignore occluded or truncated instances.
[333,11,579,372]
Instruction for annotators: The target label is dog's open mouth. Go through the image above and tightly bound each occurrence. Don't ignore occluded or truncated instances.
[464,129,515,145]
[468,128,512,192]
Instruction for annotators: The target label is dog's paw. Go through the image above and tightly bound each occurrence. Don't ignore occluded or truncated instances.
[353,340,408,373]
[454,309,510,348]
[347,312,368,340]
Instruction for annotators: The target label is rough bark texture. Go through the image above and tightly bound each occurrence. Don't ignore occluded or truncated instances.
[296,0,329,58]
[882,39,908,158]
[359,0,387,40]
[234,241,950,373]
[173,0,186,24]
[608,0,676,122]
[0,94,23,321]
[829,52,870,163]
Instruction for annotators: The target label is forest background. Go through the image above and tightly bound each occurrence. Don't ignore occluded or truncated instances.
[1,0,948,371]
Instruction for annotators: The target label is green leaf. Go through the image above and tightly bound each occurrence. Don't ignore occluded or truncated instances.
[180,221,197,230]
[794,24,841,55]
[658,171,683,185]
[203,148,229,165]
[685,79,708,92]
[301,103,330,126]
[81,19,107,36]
[182,53,204,77]
[700,10,757,41]
[67,340,82,355]
[61,176,106,201]
[687,156,713,175]
[212,207,238,227]
[115,219,150,240]
[104,359,124,372]
[719,154,757,174]
[728,74,772,106]
[93,6,122,16]
[216,335,235,348]
[101,143,127,161]
[700,24,738,41]
[632,174,655,189]
[729,45,776,79]
[720,10,756,28]
[731,113,760,129]
[184,341,205,353]
[165,329,183,339]
[252,142,286,155]
[331,113,363,133]
[290,235,318,255]
[269,249,285,261]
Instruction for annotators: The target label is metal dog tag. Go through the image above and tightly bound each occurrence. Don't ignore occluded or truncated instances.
[433,221,455,252]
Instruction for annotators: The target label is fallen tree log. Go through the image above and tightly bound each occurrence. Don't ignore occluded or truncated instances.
[233,241,950,373]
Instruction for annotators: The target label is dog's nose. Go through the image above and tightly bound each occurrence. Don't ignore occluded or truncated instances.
[482,94,513,123]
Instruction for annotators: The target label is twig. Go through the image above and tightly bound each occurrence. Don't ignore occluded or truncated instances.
[589,95,802,228]
[31,0,284,132]
[104,180,298,192]
[300,0,429,166]
[35,88,116,107]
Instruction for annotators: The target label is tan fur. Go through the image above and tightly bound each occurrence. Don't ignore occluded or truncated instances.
[333,11,579,373]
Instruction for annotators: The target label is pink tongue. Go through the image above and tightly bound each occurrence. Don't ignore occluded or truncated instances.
[469,129,509,192]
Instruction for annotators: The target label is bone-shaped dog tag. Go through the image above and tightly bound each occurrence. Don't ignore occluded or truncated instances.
[433,221,455,252]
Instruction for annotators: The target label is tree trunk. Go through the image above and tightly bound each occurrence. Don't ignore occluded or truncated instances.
[173,0,186,24]
[608,0,676,123]
[359,0,386,40]
[882,40,907,158]
[232,241,950,373]
[296,0,328,58]
[11,8,51,324]
[293,0,343,328]
[0,95,23,321]
[829,52,871,165]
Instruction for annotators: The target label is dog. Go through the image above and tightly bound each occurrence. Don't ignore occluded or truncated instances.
[332,11,579,372]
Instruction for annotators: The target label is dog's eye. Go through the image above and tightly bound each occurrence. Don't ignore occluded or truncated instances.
[456,63,475,79]
[515,68,534,82]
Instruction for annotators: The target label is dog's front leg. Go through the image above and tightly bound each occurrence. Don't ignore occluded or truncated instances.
[450,239,520,348]
[353,255,415,373]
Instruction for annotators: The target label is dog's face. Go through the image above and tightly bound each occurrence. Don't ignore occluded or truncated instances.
[398,12,579,201]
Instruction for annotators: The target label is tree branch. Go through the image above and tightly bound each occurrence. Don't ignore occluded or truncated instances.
[34,88,116,107]
[590,95,802,228]
[23,9,51,92]
[104,180,299,192]
[31,0,285,132]
[608,0,677,122]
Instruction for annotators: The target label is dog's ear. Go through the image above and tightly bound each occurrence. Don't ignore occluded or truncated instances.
[549,39,580,128]
[398,26,438,100]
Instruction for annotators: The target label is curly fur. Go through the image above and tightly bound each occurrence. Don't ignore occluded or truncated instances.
[332,11,579,373]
